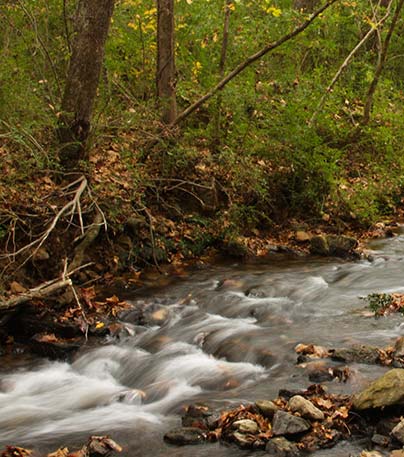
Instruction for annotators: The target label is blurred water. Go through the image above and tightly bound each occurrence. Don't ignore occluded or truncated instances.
[1,232,404,456]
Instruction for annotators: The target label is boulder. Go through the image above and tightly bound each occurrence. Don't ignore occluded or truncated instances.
[255,400,278,419]
[288,395,324,421]
[272,410,311,436]
[353,369,404,410]
[164,427,206,445]
[266,437,300,456]
[310,235,357,257]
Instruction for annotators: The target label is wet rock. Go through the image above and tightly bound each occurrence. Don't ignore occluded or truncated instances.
[307,366,336,382]
[391,420,404,444]
[232,419,259,434]
[164,427,206,445]
[330,344,380,365]
[86,435,122,456]
[182,404,211,430]
[288,395,325,421]
[272,410,311,436]
[232,431,253,449]
[371,433,390,447]
[353,369,404,410]
[393,337,404,359]
[255,400,278,418]
[205,334,275,367]
[30,334,82,360]
[245,287,268,298]
[266,437,300,456]
[310,235,357,257]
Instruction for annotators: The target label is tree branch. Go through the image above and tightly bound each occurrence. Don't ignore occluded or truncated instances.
[172,0,338,126]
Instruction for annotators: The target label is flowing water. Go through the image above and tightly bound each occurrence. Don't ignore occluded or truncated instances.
[2,233,404,456]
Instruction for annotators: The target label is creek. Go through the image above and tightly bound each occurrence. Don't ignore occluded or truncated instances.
[2,233,404,456]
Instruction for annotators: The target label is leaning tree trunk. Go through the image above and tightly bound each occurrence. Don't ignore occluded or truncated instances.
[157,0,177,125]
[58,0,115,169]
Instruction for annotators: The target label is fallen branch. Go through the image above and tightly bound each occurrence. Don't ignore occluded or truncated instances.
[0,263,92,311]
[172,0,338,126]
[0,278,72,311]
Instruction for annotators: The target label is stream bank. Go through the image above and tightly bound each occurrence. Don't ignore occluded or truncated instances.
[2,231,404,455]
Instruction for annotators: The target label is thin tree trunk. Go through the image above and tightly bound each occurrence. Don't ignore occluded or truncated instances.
[157,0,177,124]
[172,0,338,127]
[212,0,232,150]
[310,0,393,126]
[58,0,115,168]
[363,0,404,125]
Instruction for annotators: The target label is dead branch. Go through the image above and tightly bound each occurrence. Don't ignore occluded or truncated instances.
[172,0,338,126]
[0,263,93,311]
[0,176,88,267]
[0,279,72,311]
[68,211,104,273]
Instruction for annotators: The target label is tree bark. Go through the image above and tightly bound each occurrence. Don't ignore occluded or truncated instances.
[212,0,232,149]
[58,0,115,168]
[157,0,177,124]
[363,0,404,125]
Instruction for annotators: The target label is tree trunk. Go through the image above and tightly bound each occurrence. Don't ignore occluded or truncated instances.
[157,0,177,125]
[363,0,404,125]
[58,0,115,168]
[212,0,232,150]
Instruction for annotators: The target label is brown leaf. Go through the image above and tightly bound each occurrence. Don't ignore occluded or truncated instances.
[1,447,32,457]
[47,448,69,457]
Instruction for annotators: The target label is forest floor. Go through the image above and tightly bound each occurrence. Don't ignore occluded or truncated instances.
[0,131,402,358]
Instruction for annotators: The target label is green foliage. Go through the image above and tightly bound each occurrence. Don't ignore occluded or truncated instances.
[366,293,392,315]
[2,0,404,238]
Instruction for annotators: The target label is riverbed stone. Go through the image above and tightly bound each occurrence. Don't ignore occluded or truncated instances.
[164,427,206,445]
[232,431,254,448]
[330,344,380,365]
[255,400,278,418]
[272,410,311,436]
[265,437,300,456]
[288,395,325,421]
[371,433,390,447]
[232,419,259,434]
[391,420,404,444]
[353,369,404,410]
